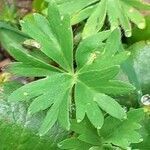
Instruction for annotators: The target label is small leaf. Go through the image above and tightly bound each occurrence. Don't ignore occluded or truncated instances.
[100,109,144,148]
[92,80,135,95]
[71,5,96,25]
[78,66,120,85]
[75,82,104,128]
[86,102,104,129]
[39,103,59,136]
[58,138,91,150]
[6,62,59,77]
[105,28,121,56]
[83,0,107,38]
[94,93,126,119]
[122,1,145,29]
[58,90,71,130]
[28,93,54,114]
[76,30,111,69]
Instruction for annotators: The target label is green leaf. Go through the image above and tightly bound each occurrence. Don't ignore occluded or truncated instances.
[1,4,137,137]
[122,0,150,10]
[0,95,67,150]
[50,0,149,37]
[132,115,150,150]
[75,83,104,128]
[47,2,73,71]
[83,0,107,38]
[6,62,58,77]
[122,1,145,29]
[76,30,111,69]
[104,28,121,56]
[58,89,71,130]
[90,80,135,95]
[107,0,119,30]
[57,0,98,16]
[8,73,72,102]
[75,81,126,128]
[86,101,104,130]
[0,82,68,150]
[80,50,131,73]
[78,66,120,85]
[100,109,144,148]
[0,26,60,73]
[94,93,126,119]
[39,102,60,136]
[59,119,100,149]
[21,2,73,72]
[114,0,132,37]
[28,92,55,114]
[75,82,104,128]
[60,109,144,149]
[8,73,73,135]
[127,41,150,94]
[58,138,91,150]
[71,5,96,25]
[127,16,150,44]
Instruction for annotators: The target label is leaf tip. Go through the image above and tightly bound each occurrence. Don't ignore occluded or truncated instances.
[97,126,101,130]
[127,51,131,56]
[139,138,143,142]
[77,119,82,123]
[127,147,131,150]
[57,143,62,148]
[138,22,146,29]
[123,114,127,120]
[125,30,132,37]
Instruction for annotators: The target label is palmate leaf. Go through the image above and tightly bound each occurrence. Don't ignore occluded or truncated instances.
[0,22,62,76]
[8,73,73,135]
[20,2,73,72]
[132,115,150,150]
[0,84,68,150]
[45,0,150,38]
[0,2,135,136]
[83,0,148,38]
[59,109,144,150]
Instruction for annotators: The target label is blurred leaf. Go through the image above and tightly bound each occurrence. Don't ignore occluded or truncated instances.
[132,115,150,150]
[128,41,150,94]
[0,81,67,150]
[59,109,144,149]
[127,16,150,44]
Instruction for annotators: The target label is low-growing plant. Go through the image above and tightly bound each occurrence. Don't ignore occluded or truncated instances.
[0,0,150,150]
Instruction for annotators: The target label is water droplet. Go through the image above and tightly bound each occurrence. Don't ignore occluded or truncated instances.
[141,94,150,106]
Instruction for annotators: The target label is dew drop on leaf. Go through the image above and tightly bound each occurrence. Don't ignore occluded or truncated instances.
[141,94,150,106]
